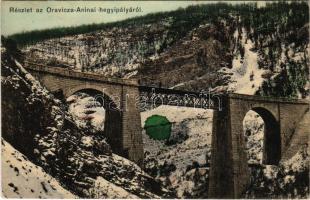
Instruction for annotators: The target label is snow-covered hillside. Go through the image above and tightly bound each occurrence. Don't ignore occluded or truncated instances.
[1,139,76,198]
[141,106,213,169]
[16,2,309,97]
[2,134,141,199]
[219,28,266,95]
[141,106,213,198]
[243,110,264,164]
[67,92,105,132]
[245,146,309,198]
[1,44,173,199]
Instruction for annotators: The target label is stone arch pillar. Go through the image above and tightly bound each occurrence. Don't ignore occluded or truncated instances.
[121,85,144,166]
[208,95,250,198]
[65,87,144,166]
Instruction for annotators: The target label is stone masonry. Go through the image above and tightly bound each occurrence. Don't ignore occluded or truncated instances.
[24,63,144,166]
[208,93,309,198]
[24,63,309,198]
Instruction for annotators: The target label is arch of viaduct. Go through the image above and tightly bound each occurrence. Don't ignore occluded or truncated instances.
[25,64,309,198]
[209,93,309,198]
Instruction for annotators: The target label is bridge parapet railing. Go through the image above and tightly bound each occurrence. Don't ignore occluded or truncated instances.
[138,86,224,111]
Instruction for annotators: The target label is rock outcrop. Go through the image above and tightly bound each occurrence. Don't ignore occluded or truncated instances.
[18,2,309,98]
[1,42,173,198]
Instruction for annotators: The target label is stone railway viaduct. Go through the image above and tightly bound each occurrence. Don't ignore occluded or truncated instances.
[24,63,309,198]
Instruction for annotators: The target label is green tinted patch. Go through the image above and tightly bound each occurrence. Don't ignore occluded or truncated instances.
[144,115,172,140]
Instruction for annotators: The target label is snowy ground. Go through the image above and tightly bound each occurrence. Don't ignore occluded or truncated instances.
[141,106,213,168]
[90,176,138,199]
[67,92,105,132]
[246,146,309,198]
[243,110,264,164]
[219,28,266,95]
[141,105,213,197]
[1,139,76,198]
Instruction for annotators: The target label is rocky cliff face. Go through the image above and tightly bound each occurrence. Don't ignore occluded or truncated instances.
[1,43,173,198]
[20,2,309,98]
[23,14,234,92]
[245,146,309,198]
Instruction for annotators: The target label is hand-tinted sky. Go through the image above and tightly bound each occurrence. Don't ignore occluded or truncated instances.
[1,1,266,36]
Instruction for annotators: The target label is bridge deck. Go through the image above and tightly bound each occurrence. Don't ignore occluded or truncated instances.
[228,93,309,105]
[24,61,139,86]
[24,62,309,106]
